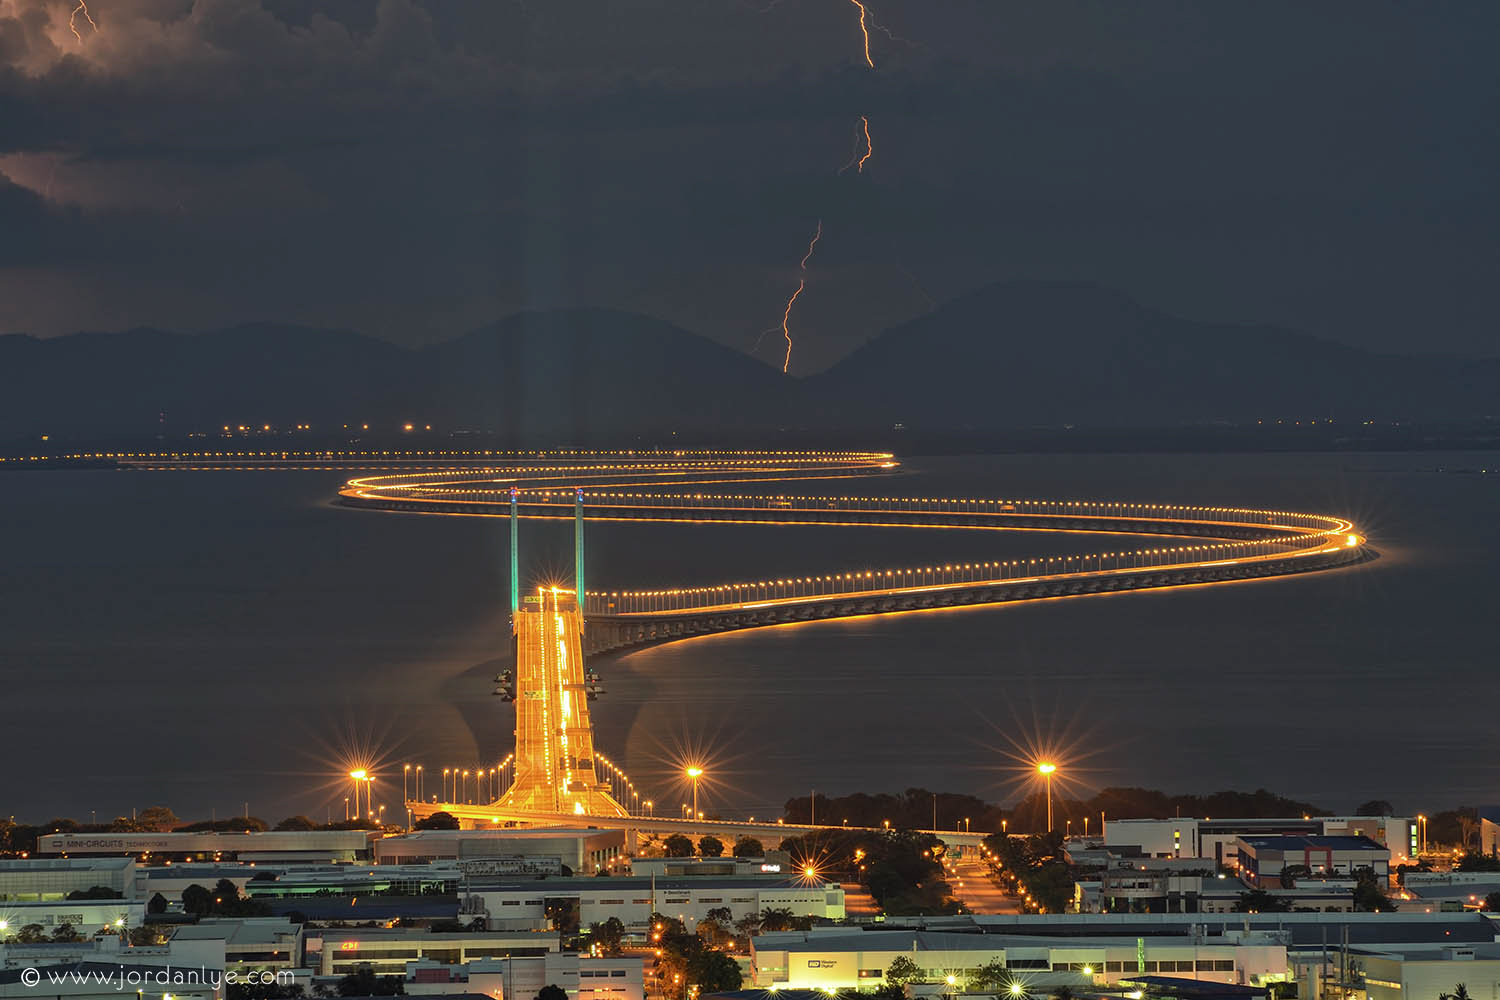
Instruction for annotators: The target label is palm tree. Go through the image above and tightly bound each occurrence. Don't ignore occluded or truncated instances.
[1439,985,1471,1000]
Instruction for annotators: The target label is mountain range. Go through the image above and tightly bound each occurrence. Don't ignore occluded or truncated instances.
[2,281,1495,442]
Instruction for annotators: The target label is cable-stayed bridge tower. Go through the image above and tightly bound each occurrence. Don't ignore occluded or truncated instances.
[494,490,625,817]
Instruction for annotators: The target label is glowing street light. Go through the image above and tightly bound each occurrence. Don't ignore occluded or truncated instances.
[1037,762,1057,833]
[686,766,704,821]
[350,770,368,819]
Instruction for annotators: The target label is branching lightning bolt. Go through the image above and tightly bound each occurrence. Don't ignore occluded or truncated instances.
[779,220,823,374]
[856,115,872,171]
[847,0,874,68]
[837,116,874,174]
[68,0,97,42]
[868,13,922,49]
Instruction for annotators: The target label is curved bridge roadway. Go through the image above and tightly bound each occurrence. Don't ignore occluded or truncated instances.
[334,450,1371,653]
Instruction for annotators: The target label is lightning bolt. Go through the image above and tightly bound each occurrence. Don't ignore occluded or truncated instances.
[68,0,97,42]
[837,116,874,174]
[847,0,874,68]
[868,13,922,49]
[779,220,823,374]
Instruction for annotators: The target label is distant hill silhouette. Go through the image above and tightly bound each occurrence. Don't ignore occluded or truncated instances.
[2,286,1494,441]
[806,281,1499,428]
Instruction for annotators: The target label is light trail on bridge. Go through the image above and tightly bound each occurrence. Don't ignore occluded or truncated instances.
[333,450,1370,644]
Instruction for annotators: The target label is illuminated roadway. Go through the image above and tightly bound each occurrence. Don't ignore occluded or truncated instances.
[17,447,1373,838]
[330,450,1372,654]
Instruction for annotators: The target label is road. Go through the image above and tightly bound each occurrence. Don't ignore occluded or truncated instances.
[944,856,1022,914]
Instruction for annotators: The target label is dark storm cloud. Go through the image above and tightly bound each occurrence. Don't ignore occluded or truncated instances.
[0,0,1496,369]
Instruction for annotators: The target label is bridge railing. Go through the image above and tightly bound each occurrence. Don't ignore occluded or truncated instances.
[526,493,1356,616]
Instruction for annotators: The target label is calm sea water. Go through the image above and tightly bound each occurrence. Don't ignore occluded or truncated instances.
[2,452,1495,824]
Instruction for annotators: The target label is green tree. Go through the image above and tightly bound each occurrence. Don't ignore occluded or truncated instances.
[733,837,764,858]
[275,815,318,831]
[147,892,168,914]
[967,959,1007,992]
[758,906,795,932]
[182,883,212,914]
[687,950,742,992]
[413,811,459,831]
[698,835,725,858]
[588,917,625,956]
[885,956,922,986]
[536,987,568,1000]
[335,966,403,996]
[66,885,123,900]
[1279,864,1311,889]
[1439,986,1471,1000]
[1355,800,1394,816]
[227,981,305,1000]
[663,834,695,857]
[1483,892,1500,912]
[136,806,180,832]
[128,925,170,946]
[50,923,83,942]
[1352,867,1398,912]
[1234,889,1291,913]
[16,924,47,943]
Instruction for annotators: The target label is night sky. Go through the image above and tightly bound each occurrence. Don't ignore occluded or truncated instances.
[2,1,1495,373]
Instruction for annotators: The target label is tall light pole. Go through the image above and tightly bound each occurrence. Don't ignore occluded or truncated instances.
[415,765,423,803]
[350,770,367,822]
[686,767,703,823]
[1037,762,1057,833]
[443,768,450,802]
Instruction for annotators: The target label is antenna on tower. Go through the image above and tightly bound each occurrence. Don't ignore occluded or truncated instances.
[574,488,585,619]
[509,487,520,624]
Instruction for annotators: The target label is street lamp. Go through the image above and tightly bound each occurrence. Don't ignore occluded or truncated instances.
[1037,763,1057,833]
[350,770,367,820]
[686,767,704,821]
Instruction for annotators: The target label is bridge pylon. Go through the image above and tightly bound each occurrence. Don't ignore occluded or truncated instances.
[493,489,626,818]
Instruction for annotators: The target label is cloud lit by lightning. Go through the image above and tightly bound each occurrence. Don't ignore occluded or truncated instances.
[779,219,822,374]
[68,0,97,43]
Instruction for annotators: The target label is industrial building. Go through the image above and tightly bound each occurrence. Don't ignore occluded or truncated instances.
[306,927,558,977]
[460,873,843,934]
[747,928,1289,992]
[403,954,643,1000]
[1103,816,1415,868]
[38,830,371,863]
[1360,943,1500,1000]
[1232,835,1389,888]
[373,828,626,873]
